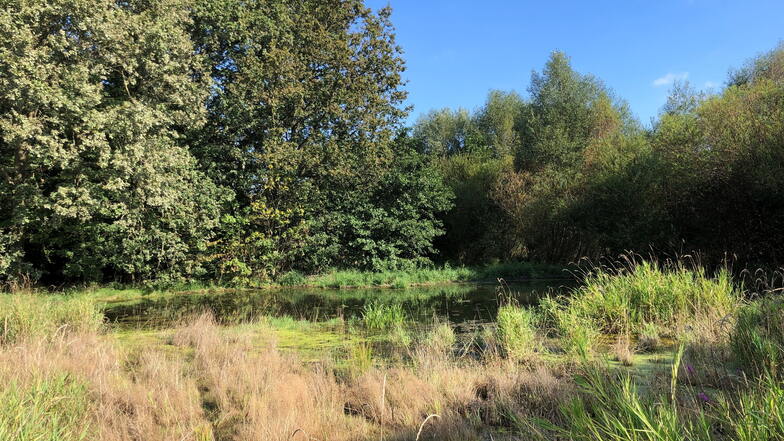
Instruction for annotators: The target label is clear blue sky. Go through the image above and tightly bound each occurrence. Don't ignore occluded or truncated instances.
[365,0,784,126]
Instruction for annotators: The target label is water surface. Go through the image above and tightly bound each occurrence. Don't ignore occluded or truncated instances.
[104,281,570,329]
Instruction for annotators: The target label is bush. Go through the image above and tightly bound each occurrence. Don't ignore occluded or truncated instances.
[276,270,306,286]
[0,295,103,343]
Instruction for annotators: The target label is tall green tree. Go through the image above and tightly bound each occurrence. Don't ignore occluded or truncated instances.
[0,0,222,283]
[191,0,441,278]
[413,108,477,156]
[492,52,653,262]
[654,43,784,266]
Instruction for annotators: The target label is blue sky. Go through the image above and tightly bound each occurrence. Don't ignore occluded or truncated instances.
[365,0,784,126]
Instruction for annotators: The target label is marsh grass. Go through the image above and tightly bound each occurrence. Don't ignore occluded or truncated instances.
[362,302,406,331]
[0,294,103,343]
[496,305,540,361]
[6,259,784,441]
[731,297,784,378]
[613,334,635,366]
[637,322,661,353]
[0,374,92,441]
[546,259,739,342]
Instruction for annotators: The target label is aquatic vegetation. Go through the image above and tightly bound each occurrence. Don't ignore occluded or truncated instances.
[362,302,407,331]
[550,260,739,336]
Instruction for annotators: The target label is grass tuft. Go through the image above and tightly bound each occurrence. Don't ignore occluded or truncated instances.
[496,305,540,361]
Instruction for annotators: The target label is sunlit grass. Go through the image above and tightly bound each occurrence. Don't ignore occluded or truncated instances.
[0,374,92,441]
[0,294,103,343]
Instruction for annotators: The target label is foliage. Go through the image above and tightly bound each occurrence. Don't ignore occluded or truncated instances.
[3,0,784,286]
[0,0,223,284]
[190,0,447,278]
[434,152,515,263]
[298,143,453,273]
[653,47,784,268]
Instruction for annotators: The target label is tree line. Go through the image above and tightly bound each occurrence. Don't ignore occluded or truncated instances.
[423,47,784,270]
[1,0,782,285]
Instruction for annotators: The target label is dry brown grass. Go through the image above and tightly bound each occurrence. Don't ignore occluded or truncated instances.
[678,310,737,389]
[0,313,579,441]
[0,332,208,441]
[612,335,635,366]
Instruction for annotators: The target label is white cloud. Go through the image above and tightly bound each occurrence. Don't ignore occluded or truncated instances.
[704,81,719,89]
[653,72,689,87]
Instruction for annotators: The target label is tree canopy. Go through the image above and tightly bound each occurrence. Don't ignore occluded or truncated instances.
[2,1,783,286]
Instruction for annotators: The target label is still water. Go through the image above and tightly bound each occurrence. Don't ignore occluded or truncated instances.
[103,281,571,329]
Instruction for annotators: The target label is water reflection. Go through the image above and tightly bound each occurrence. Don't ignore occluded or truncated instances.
[103,281,569,329]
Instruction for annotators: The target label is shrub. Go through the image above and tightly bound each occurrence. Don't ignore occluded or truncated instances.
[276,270,306,286]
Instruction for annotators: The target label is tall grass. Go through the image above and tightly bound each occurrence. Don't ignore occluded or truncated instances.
[315,266,473,289]
[551,362,784,441]
[0,294,103,343]
[549,260,739,336]
[362,302,406,331]
[312,261,564,289]
[726,373,784,441]
[496,305,540,361]
[731,297,784,378]
[0,374,92,441]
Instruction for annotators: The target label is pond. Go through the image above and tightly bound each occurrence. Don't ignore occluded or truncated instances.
[103,280,571,330]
